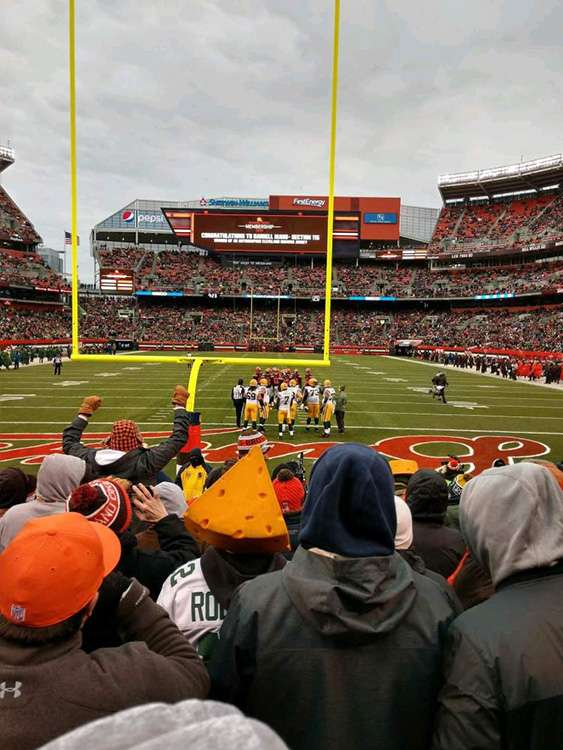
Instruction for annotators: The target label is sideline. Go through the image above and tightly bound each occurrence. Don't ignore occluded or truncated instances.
[385,356,563,392]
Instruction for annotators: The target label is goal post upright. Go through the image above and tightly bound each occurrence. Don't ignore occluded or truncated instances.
[68,0,341,406]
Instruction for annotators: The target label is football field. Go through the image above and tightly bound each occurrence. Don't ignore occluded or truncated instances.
[0,354,562,476]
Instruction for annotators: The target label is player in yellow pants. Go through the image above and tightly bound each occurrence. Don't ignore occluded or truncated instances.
[288,378,302,436]
[321,379,336,436]
[277,382,294,438]
[304,378,320,432]
[257,378,270,433]
[243,378,259,430]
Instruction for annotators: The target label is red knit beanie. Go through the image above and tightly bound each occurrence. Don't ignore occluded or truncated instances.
[67,479,132,534]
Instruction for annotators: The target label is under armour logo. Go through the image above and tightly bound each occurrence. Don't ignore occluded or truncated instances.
[0,681,22,699]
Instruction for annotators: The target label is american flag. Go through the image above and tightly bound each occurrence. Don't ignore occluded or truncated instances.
[64,231,79,245]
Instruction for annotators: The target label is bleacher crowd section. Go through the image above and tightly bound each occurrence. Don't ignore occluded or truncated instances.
[95,246,563,298]
[430,191,563,253]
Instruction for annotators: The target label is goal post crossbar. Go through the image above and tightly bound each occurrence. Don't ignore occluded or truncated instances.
[67,0,341,408]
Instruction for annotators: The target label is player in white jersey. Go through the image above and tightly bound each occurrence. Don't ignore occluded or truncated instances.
[287,378,302,434]
[243,378,259,430]
[303,378,321,431]
[257,378,271,433]
[277,382,295,438]
[321,379,336,436]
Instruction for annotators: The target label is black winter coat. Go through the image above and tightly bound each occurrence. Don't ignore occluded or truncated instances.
[412,521,466,578]
[118,515,199,600]
[433,563,563,750]
[407,469,466,577]
[209,546,460,750]
[82,515,199,651]
[62,409,193,484]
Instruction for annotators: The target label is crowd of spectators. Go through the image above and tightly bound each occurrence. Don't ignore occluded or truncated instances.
[2,298,562,354]
[0,185,42,246]
[0,248,67,290]
[0,306,70,340]
[0,385,562,749]
[94,246,563,299]
[431,192,563,251]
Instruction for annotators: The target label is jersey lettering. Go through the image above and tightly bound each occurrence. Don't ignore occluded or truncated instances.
[170,561,196,587]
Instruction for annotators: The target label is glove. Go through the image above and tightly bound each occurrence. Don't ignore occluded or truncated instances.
[172,385,189,407]
[79,395,102,416]
[95,570,132,615]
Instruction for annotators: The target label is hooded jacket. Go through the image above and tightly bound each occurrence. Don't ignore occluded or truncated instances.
[209,444,460,750]
[62,408,194,484]
[37,699,288,750]
[433,463,563,750]
[0,455,86,552]
[407,469,466,578]
[0,580,209,750]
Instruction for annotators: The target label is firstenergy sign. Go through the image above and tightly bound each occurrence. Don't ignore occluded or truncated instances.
[293,197,327,208]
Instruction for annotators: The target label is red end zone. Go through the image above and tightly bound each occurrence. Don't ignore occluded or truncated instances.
[0,431,549,474]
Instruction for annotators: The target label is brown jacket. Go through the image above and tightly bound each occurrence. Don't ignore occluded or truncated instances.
[0,580,210,750]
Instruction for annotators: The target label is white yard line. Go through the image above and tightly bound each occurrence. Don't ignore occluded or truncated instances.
[1,421,562,436]
[6,405,560,420]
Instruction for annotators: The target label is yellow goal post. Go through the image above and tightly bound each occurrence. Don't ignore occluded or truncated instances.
[68,0,341,409]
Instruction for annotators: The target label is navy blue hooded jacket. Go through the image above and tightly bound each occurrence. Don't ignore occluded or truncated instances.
[299,443,396,557]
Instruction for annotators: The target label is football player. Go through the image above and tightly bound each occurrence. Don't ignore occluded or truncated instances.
[243,378,259,430]
[257,378,271,433]
[277,382,295,438]
[288,378,302,436]
[303,377,321,431]
[321,379,336,436]
[431,371,448,404]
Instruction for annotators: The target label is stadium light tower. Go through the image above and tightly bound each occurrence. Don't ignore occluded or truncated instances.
[67,0,341,407]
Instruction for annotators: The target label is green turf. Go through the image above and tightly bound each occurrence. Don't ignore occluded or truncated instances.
[0,354,561,477]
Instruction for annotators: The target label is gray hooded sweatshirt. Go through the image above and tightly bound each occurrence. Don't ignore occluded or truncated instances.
[433,462,563,750]
[38,699,288,750]
[0,454,86,551]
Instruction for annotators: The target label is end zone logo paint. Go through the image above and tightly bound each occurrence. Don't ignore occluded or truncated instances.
[121,210,135,223]
[0,431,550,474]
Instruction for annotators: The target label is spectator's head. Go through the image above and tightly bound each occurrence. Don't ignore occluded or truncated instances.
[36,699,289,750]
[388,459,419,498]
[237,429,270,459]
[526,459,563,490]
[394,496,413,550]
[299,444,396,558]
[105,420,144,452]
[0,513,120,643]
[185,446,289,555]
[36,454,87,504]
[67,478,133,535]
[273,469,305,514]
[0,468,36,517]
[460,463,563,586]
[406,469,449,521]
[183,448,205,468]
[204,460,236,489]
[154,481,188,517]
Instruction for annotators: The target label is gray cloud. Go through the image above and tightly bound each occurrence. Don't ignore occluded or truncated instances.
[1,0,561,280]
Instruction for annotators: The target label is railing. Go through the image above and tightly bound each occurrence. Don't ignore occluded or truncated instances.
[0,145,15,162]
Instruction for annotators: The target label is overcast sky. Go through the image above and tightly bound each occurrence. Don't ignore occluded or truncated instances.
[1,0,562,280]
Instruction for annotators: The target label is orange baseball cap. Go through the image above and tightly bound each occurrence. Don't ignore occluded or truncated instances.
[0,512,121,627]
